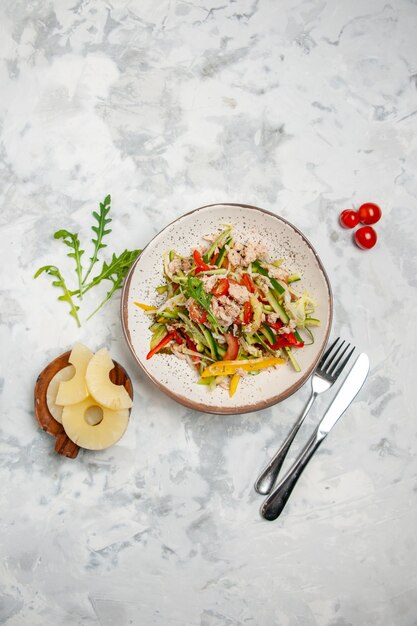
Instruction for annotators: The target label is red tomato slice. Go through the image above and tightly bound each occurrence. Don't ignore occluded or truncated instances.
[223,333,239,360]
[211,278,229,297]
[243,301,253,324]
[189,301,208,323]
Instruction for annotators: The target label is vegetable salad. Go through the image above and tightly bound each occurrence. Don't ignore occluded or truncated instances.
[135,226,319,397]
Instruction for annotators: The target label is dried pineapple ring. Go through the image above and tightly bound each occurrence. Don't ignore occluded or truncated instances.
[62,397,130,450]
[55,343,94,406]
[86,348,133,410]
[46,365,75,423]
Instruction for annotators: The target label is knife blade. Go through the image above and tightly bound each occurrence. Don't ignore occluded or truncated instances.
[317,352,370,437]
[260,352,370,520]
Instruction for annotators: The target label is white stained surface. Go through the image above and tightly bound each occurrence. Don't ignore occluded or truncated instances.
[0,1,416,626]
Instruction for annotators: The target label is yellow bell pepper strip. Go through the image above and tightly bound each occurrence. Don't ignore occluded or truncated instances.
[201,355,284,378]
[249,294,263,332]
[134,301,157,312]
[229,373,240,397]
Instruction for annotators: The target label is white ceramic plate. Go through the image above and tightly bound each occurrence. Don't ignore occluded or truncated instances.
[121,203,332,414]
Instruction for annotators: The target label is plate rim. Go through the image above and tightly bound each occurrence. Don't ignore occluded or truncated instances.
[120,202,333,414]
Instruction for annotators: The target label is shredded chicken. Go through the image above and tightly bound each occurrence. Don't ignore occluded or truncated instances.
[242,241,268,265]
[181,258,192,272]
[168,258,182,274]
[201,274,218,293]
[254,275,271,295]
[211,295,241,327]
[227,240,269,267]
[267,312,280,324]
[228,248,242,267]
[185,297,196,313]
[266,313,296,333]
[228,282,250,304]
[171,344,187,360]
[267,264,288,281]
[279,320,297,334]
[167,257,192,274]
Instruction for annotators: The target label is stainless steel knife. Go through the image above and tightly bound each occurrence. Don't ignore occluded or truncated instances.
[260,352,370,521]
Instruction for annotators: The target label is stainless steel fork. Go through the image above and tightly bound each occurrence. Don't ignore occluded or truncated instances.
[254,338,355,495]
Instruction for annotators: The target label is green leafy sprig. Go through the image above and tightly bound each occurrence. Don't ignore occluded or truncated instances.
[54,229,84,297]
[82,194,112,285]
[34,265,81,327]
[185,276,222,333]
[35,195,141,326]
[83,249,141,319]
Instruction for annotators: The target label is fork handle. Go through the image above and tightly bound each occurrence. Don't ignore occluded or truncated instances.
[254,391,318,495]
[260,428,325,521]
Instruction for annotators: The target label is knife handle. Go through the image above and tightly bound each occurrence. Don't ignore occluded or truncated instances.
[260,429,325,521]
[254,391,318,495]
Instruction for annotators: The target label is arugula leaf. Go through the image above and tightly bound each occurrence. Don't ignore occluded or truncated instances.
[84,249,141,319]
[34,265,81,327]
[185,276,222,332]
[82,195,112,285]
[54,229,84,298]
[35,194,140,326]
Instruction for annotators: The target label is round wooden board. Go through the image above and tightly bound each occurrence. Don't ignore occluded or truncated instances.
[34,351,133,459]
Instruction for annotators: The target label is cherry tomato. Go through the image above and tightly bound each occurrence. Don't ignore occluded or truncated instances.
[189,301,208,323]
[223,333,239,360]
[243,301,253,324]
[358,202,382,225]
[211,278,229,297]
[339,209,359,229]
[354,226,377,250]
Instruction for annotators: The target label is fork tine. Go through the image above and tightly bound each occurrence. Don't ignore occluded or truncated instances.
[319,337,341,368]
[325,340,347,373]
[332,345,355,378]
[320,338,346,373]
[325,339,346,372]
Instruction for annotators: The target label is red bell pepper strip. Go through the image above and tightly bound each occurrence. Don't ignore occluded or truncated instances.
[243,301,253,324]
[267,320,283,331]
[193,249,212,271]
[146,332,176,359]
[240,273,255,293]
[285,332,304,347]
[269,332,304,349]
[172,330,184,345]
[184,334,201,364]
[211,278,229,297]
[223,332,239,360]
